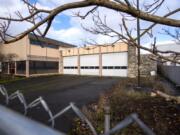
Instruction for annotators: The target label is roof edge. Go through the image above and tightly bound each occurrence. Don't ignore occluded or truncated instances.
[28,33,76,48]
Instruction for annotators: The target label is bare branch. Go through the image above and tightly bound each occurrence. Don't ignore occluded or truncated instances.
[74,6,98,19]
[161,28,180,42]
[80,9,180,64]
[144,0,165,14]
[42,16,54,37]
[135,8,180,41]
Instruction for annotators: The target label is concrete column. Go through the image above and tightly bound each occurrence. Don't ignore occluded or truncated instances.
[77,48,80,75]
[59,50,63,74]
[99,46,102,76]
[7,62,10,74]
[26,60,30,77]
[14,61,17,75]
[127,45,137,78]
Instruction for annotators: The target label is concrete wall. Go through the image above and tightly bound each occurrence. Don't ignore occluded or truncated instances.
[140,54,157,76]
[159,65,180,86]
[62,42,128,56]
[128,45,137,77]
[0,36,28,61]
[28,44,59,59]
[0,36,61,61]
[127,45,157,77]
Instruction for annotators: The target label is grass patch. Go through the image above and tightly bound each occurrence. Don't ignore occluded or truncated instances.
[71,78,180,135]
[0,75,25,84]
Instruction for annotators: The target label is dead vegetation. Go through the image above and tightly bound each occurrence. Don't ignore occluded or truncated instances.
[71,78,180,135]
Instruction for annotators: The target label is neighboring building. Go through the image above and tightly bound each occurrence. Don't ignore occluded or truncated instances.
[0,35,156,77]
[156,41,180,86]
[0,34,75,77]
[156,41,180,66]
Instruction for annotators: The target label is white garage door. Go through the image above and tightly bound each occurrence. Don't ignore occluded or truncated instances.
[102,52,128,77]
[63,56,78,74]
[80,54,99,75]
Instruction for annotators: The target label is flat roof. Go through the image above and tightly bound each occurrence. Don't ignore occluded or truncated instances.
[28,34,76,48]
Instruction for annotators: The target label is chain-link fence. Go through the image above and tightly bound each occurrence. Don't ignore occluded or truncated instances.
[0,85,155,135]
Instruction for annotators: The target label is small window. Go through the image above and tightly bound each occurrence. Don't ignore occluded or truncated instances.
[121,66,127,69]
[103,66,108,69]
[115,66,121,69]
[108,66,113,69]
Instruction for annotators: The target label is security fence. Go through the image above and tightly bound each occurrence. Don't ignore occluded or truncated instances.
[0,85,155,135]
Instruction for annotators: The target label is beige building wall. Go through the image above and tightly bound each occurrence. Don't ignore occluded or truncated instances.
[29,44,59,59]
[0,36,28,60]
[62,42,128,56]
[0,36,61,61]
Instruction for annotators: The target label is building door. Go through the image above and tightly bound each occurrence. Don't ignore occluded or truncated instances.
[102,52,128,77]
[9,62,15,74]
[63,56,78,74]
[80,54,99,75]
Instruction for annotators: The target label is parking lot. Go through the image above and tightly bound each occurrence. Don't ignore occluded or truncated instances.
[1,75,121,132]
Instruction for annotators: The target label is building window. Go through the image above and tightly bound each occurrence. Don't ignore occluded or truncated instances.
[64,66,77,69]
[30,39,59,49]
[29,61,58,74]
[103,66,127,69]
[80,66,99,69]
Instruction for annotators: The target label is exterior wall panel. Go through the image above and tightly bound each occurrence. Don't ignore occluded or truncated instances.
[0,36,28,61]
[102,52,128,66]
[102,52,128,77]
[102,69,127,77]
[29,44,59,58]
[80,54,99,75]
[80,55,99,66]
[63,56,78,74]
[62,43,128,57]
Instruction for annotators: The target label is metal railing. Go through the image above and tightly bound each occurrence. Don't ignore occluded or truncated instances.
[0,85,155,135]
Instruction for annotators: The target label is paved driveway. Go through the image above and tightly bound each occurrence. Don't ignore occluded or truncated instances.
[2,75,122,133]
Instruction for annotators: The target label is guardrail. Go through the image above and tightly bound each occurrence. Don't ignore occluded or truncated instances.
[0,85,155,135]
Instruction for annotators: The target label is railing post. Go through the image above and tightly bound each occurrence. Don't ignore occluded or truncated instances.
[104,106,110,135]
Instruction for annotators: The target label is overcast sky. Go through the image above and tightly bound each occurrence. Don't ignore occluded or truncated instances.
[0,0,179,47]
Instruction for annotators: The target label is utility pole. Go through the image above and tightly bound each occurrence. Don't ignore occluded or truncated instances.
[137,0,141,87]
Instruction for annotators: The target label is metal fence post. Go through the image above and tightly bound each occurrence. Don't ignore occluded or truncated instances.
[104,106,110,135]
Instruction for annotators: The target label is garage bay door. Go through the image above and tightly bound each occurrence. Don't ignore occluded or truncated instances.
[80,54,99,75]
[102,52,128,77]
[63,56,78,74]
[63,52,128,76]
